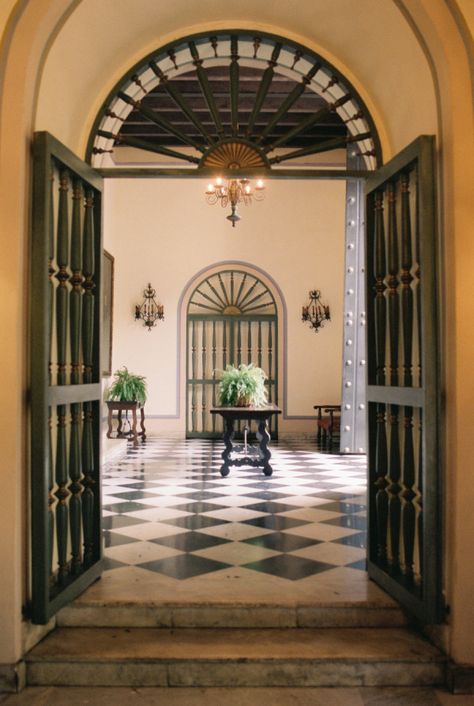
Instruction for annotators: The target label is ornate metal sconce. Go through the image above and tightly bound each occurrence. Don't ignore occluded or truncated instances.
[302,290,330,332]
[135,284,164,331]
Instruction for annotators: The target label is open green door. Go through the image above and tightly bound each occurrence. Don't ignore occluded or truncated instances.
[366,135,443,623]
[30,132,104,624]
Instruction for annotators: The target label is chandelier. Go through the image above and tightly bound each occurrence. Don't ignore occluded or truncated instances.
[302,290,331,332]
[205,177,265,227]
[135,284,164,331]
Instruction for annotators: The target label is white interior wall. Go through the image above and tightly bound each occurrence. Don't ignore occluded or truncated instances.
[103,177,346,435]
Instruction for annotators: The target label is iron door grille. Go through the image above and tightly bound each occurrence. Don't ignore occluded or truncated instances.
[365,136,442,624]
[186,270,278,439]
[30,132,103,624]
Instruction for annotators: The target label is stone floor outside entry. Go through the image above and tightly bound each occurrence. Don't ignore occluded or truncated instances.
[9,439,471,703]
[2,685,473,704]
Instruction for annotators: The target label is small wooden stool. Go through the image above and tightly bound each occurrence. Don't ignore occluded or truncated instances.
[106,401,146,448]
[314,404,341,448]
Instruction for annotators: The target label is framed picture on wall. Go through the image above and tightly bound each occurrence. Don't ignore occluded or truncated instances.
[102,250,114,377]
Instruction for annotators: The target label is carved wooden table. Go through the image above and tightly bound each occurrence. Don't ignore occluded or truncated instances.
[210,405,282,477]
[106,401,146,448]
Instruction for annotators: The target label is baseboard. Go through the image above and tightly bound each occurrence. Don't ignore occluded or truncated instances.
[447,662,474,693]
[142,430,186,439]
[278,431,319,440]
[0,661,25,693]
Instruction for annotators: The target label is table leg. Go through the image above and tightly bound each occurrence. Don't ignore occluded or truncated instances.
[257,419,273,476]
[117,410,123,437]
[107,407,113,439]
[315,406,323,445]
[140,407,146,441]
[220,417,234,477]
[131,407,138,447]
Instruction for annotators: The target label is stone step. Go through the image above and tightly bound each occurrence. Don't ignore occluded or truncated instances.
[26,626,445,688]
[57,599,408,629]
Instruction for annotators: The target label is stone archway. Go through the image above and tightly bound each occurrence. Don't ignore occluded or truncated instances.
[1,0,474,674]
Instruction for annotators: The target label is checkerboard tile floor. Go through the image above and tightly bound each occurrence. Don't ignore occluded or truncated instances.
[102,439,367,581]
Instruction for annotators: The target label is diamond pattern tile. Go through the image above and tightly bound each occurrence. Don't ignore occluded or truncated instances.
[102,437,367,581]
[161,514,230,530]
[102,515,148,530]
[242,532,318,553]
[137,554,231,579]
[241,515,311,531]
[103,531,140,548]
[242,554,335,580]
[151,532,231,552]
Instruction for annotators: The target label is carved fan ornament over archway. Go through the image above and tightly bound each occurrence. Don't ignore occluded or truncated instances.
[200,140,268,169]
[188,270,277,316]
[88,31,381,173]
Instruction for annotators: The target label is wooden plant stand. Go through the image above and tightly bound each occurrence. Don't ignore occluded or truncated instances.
[106,401,146,448]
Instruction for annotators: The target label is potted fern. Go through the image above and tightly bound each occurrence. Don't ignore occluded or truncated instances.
[107,366,147,404]
[217,363,268,407]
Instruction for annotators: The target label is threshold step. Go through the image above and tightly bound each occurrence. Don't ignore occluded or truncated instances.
[26,626,446,688]
[57,599,407,629]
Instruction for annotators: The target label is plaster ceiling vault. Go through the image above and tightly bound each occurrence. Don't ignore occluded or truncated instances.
[34,0,438,163]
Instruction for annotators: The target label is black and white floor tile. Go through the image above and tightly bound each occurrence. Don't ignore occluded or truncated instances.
[102,438,367,581]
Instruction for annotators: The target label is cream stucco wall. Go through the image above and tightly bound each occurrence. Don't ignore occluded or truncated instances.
[103,179,346,434]
[0,0,473,676]
[0,0,82,674]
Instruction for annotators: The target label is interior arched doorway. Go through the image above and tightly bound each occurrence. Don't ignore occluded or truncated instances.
[185,267,279,438]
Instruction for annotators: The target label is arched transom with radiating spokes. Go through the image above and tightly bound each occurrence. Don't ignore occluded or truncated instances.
[188,270,277,316]
[89,31,381,171]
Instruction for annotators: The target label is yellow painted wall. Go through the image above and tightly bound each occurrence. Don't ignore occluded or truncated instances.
[0,0,473,672]
[0,0,81,671]
[34,0,437,159]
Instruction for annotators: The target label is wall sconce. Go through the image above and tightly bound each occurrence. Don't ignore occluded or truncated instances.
[302,290,330,332]
[135,284,164,331]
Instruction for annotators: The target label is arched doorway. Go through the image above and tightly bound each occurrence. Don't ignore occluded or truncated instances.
[28,28,441,629]
[2,0,473,681]
[186,268,278,438]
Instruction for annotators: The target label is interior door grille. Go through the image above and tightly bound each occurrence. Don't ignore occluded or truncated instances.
[365,136,442,623]
[30,132,103,624]
[186,270,278,439]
